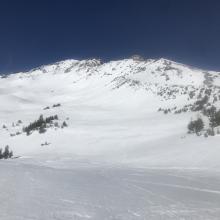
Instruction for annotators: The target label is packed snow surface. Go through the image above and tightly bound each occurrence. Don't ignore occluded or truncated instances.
[1,159,220,220]
[1,57,220,219]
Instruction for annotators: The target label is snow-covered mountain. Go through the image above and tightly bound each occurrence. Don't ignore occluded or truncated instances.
[1,57,220,168]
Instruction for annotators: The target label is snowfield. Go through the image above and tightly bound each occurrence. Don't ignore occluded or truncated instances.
[1,57,220,219]
[1,160,220,220]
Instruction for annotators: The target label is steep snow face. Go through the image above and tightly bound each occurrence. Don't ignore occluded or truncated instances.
[1,58,220,168]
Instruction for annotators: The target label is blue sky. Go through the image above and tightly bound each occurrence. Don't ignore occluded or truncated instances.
[0,0,220,73]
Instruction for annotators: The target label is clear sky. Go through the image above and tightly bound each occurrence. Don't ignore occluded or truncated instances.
[1,0,220,74]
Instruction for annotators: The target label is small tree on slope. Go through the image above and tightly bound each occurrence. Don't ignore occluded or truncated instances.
[188,118,204,134]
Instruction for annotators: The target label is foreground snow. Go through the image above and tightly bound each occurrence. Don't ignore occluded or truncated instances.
[1,158,220,220]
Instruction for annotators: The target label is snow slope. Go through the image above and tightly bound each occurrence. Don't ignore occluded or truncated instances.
[2,57,220,220]
[0,57,220,168]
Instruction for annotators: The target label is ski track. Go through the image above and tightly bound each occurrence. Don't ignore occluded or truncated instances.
[1,160,220,220]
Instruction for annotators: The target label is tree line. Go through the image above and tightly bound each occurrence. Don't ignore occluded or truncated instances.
[23,114,58,135]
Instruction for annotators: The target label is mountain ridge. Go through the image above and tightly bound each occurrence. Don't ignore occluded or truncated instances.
[1,57,219,77]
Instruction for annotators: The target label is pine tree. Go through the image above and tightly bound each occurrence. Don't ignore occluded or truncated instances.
[62,121,68,128]
[188,118,204,134]
[3,145,10,159]
[210,110,220,128]
[9,150,13,158]
[0,148,3,159]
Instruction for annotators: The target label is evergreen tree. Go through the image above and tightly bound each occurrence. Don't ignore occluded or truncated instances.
[39,126,47,134]
[188,118,204,134]
[210,110,220,128]
[0,148,3,159]
[9,150,13,158]
[62,121,68,128]
[3,145,10,159]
